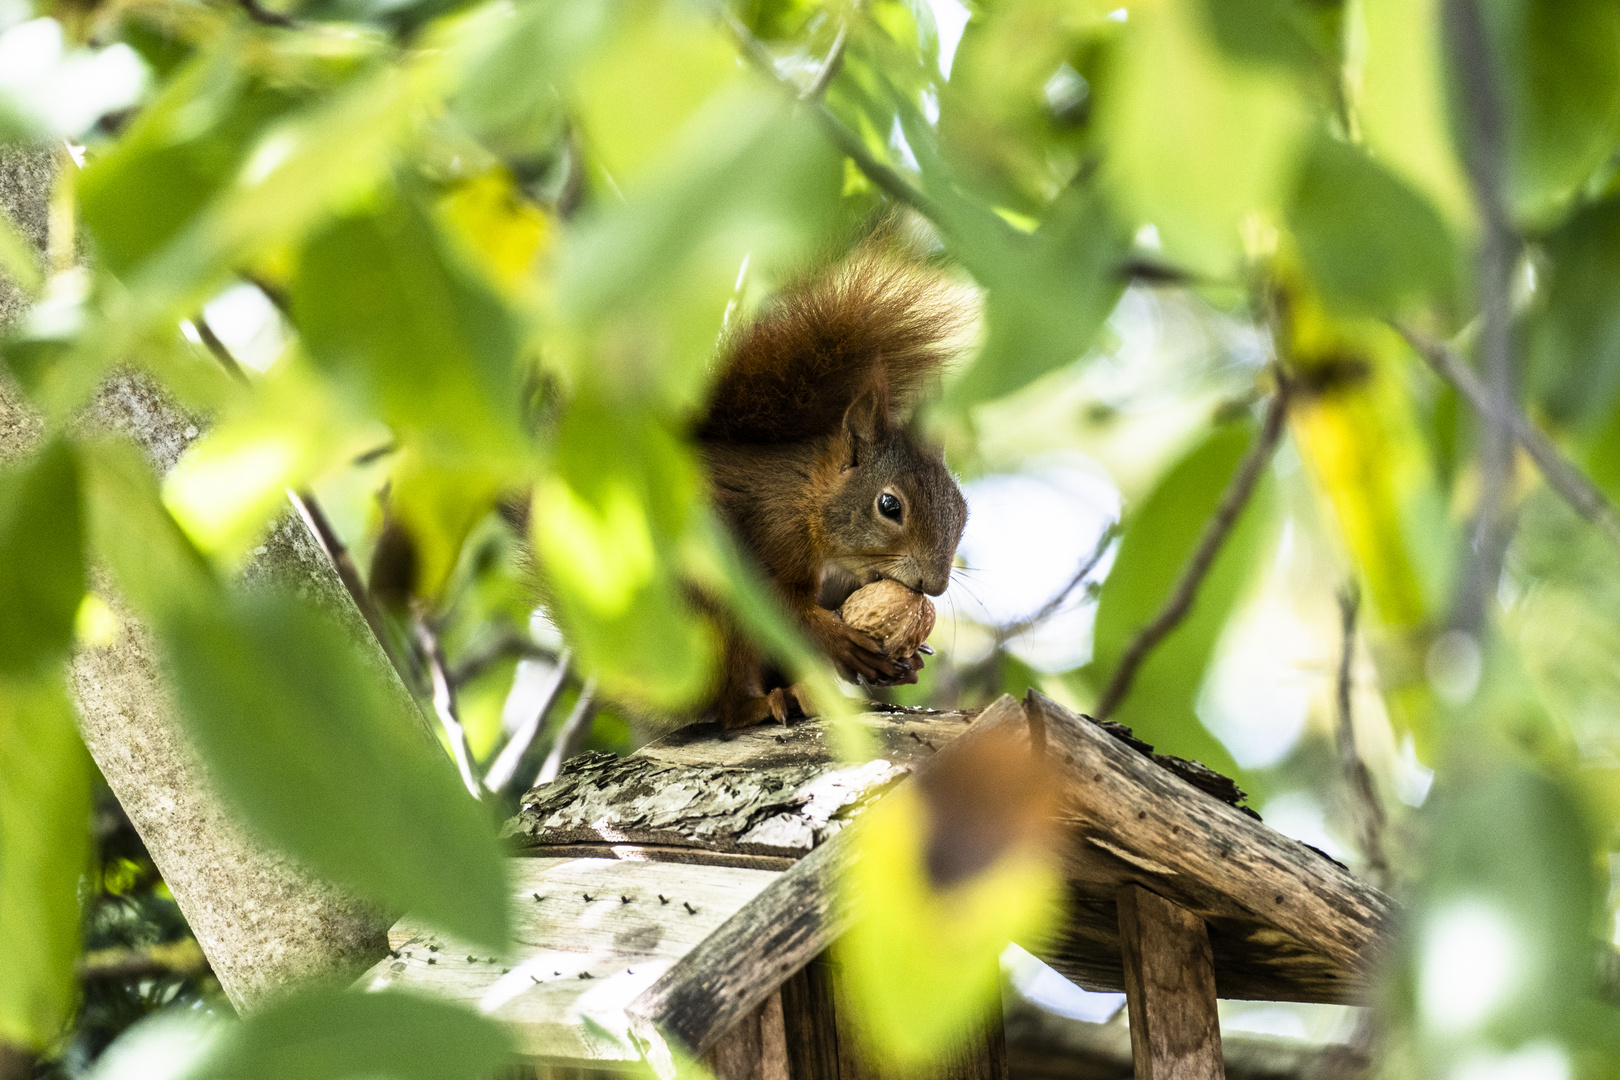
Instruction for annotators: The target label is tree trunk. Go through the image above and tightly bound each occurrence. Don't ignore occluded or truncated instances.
[0,145,395,1012]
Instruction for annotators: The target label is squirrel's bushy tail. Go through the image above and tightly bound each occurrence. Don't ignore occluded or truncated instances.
[698,258,972,445]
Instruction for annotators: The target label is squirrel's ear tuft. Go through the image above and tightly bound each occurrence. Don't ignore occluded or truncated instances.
[841,381,891,467]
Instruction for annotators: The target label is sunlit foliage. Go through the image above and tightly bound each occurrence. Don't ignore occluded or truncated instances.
[3,0,1620,1074]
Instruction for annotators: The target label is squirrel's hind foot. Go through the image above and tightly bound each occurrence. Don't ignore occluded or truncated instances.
[722,683,817,729]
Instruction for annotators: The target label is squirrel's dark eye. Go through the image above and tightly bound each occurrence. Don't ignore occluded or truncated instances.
[877,492,903,522]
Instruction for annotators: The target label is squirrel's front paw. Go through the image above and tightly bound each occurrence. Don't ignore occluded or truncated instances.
[824,623,912,685]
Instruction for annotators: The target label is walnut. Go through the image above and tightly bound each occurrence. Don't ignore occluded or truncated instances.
[839,579,936,658]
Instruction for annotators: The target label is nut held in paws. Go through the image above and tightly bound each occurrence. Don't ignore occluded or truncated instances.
[839,580,936,658]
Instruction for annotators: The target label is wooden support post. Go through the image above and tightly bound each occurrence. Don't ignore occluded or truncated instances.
[705,989,791,1080]
[1117,885,1224,1080]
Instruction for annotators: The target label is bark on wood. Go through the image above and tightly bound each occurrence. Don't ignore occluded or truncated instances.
[1023,692,1395,1005]
[623,697,1028,1072]
[506,708,975,860]
[0,146,407,1011]
[1117,885,1224,1080]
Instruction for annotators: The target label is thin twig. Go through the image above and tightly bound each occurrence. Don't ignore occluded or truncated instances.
[236,0,299,28]
[994,522,1119,645]
[412,618,482,800]
[802,22,848,101]
[534,679,598,788]
[482,649,572,794]
[1444,0,1519,637]
[192,315,249,384]
[1333,586,1389,890]
[1399,324,1620,553]
[449,629,557,687]
[286,490,414,687]
[1094,377,1292,721]
[191,314,417,689]
[724,13,941,221]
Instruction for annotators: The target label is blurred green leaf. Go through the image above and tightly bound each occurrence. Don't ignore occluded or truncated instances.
[446,0,602,161]
[185,989,511,1080]
[1085,418,1274,777]
[557,87,841,412]
[1528,196,1620,430]
[1098,0,1307,276]
[79,50,305,281]
[1288,134,1460,317]
[162,592,509,951]
[294,191,525,457]
[1394,740,1607,1066]
[838,731,1063,1066]
[1200,0,1333,72]
[1351,0,1473,231]
[0,202,42,298]
[572,7,738,188]
[1472,0,1620,225]
[0,672,91,1052]
[0,439,84,676]
[533,393,717,712]
[80,438,218,622]
[944,182,1129,408]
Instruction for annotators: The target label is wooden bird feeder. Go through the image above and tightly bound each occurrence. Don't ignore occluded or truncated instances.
[358,692,1395,1079]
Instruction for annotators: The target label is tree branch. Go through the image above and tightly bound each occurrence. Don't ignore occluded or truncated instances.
[1334,586,1389,889]
[1399,324,1620,553]
[1443,0,1519,637]
[802,22,848,102]
[995,522,1118,646]
[411,618,482,800]
[482,649,572,795]
[723,12,942,222]
[534,678,598,789]
[1094,377,1292,721]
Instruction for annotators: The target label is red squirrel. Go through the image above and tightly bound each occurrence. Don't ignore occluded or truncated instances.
[698,258,969,728]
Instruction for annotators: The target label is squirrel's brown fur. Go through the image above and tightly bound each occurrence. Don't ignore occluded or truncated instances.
[698,258,970,728]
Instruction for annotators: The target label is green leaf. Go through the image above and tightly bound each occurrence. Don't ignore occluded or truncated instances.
[1528,196,1620,429]
[1098,0,1308,277]
[293,191,525,457]
[1200,0,1333,71]
[1353,0,1473,231]
[1085,419,1274,778]
[557,88,841,412]
[1288,134,1460,317]
[0,439,85,676]
[533,394,717,711]
[79,50,306,280]
[190,989,510,1080]
[943,183,1129,408]
[161,592,509,951]
[1473,0,1620,224]
[0,202,42,298]
[447,0,611,160]
[80,438,218,622]
[0,673,91,1052]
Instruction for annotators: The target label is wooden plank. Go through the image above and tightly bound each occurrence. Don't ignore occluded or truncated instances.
[357,858,779,1063]
[506,709,979,862]
[1002,996,1369,1080]
[779,959,841,1080]
[703,989,790,1080]
[1117,885,1224,1080]
[1024,692,1394,1002]
[625,697,1030,1075]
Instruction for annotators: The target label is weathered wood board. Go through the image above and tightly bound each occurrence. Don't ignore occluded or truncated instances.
[504,708,975,862]
[1021,692,1395,1005]
[357,858,779,1062]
